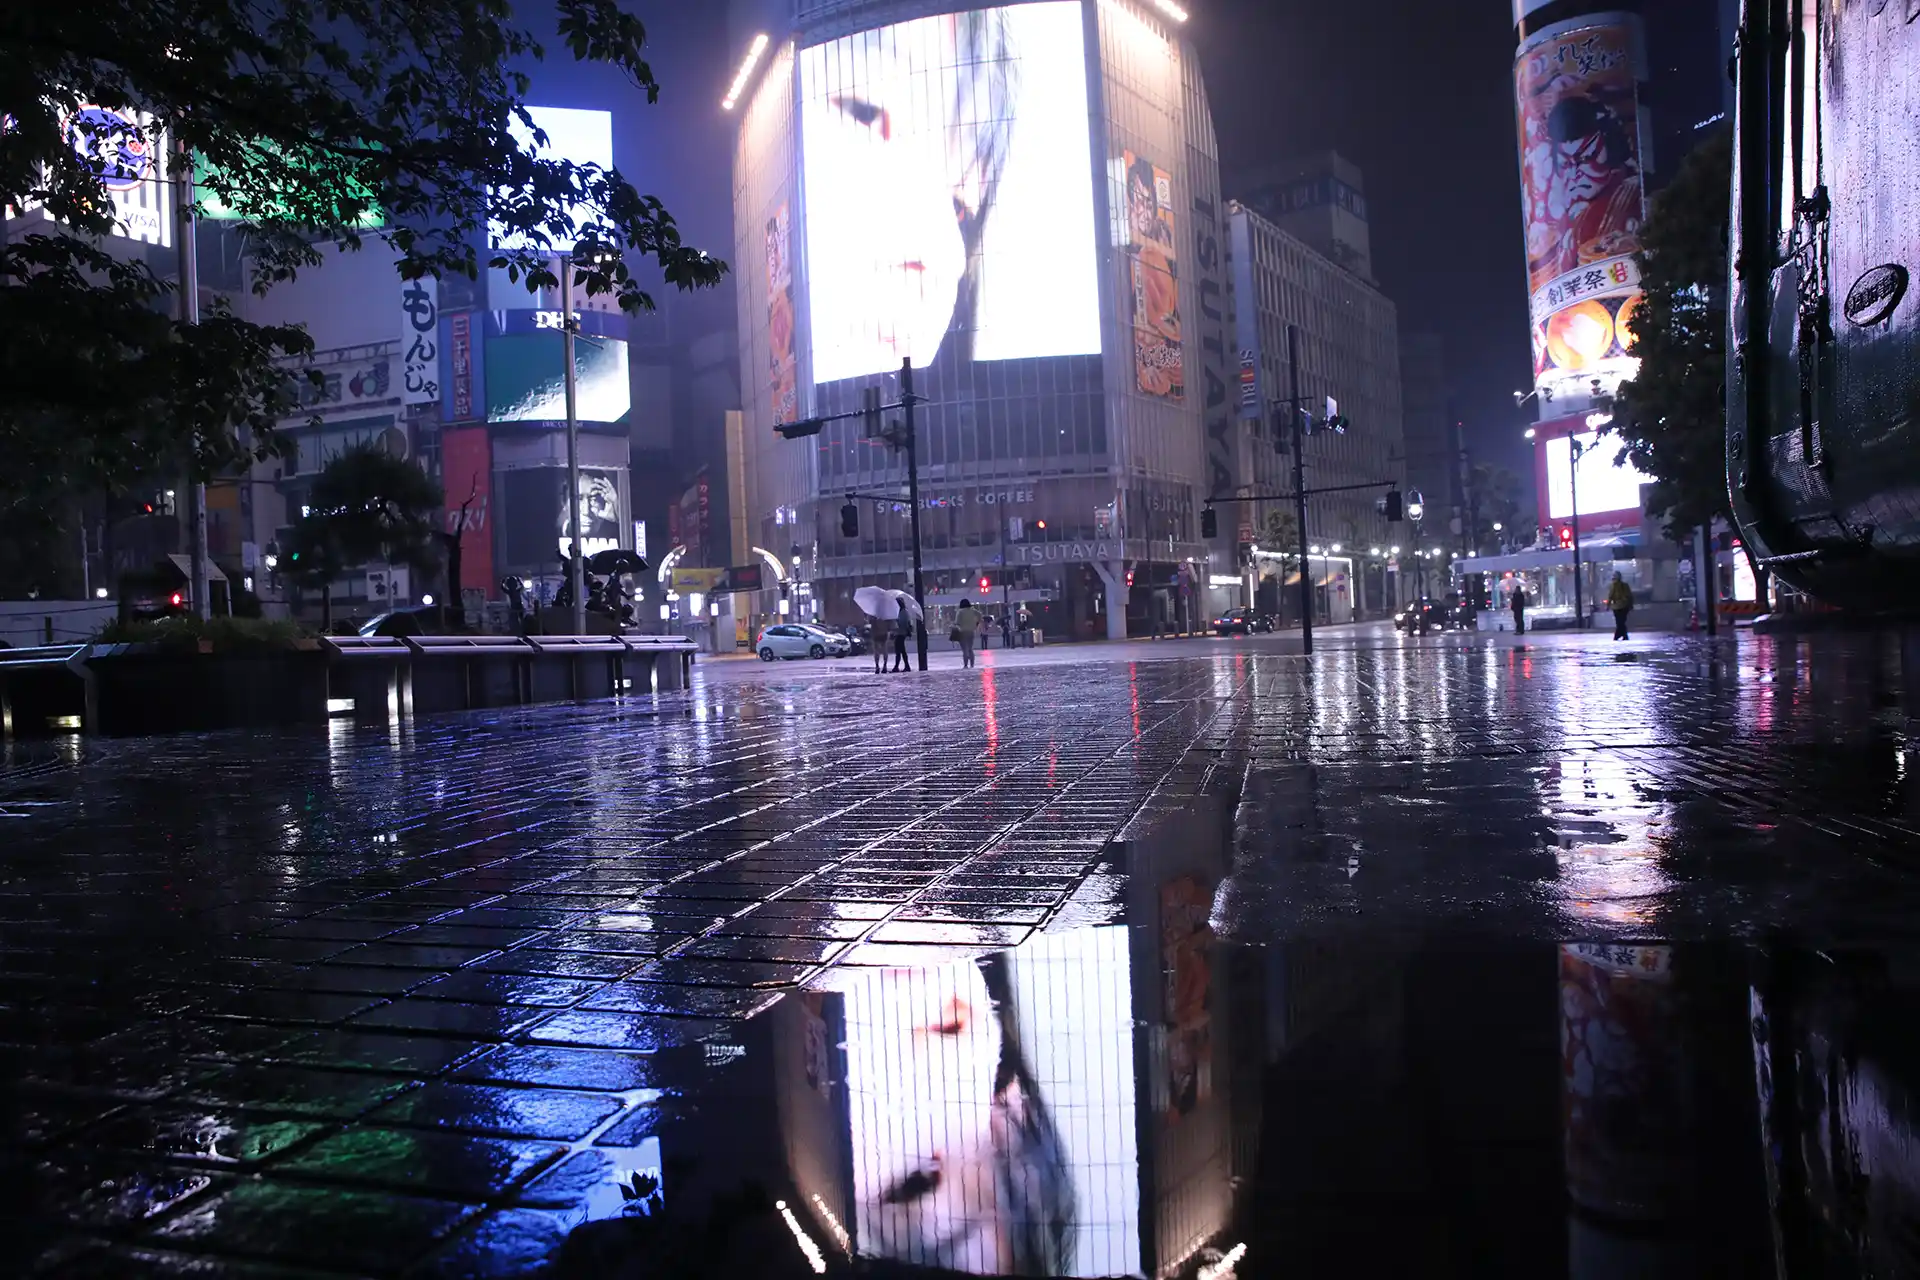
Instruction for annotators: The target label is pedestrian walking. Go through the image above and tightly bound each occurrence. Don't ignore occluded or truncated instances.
[1001,611,1015,650]
[1510,583,1528,636]
[869,614,887,674]
[1016,606,1033,648]
[890,607,913,672]
[1607,572,1634,640]
[953,597,984,669]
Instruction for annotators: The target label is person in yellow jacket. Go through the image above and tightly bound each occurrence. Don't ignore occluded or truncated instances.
[1606,572,1634,640]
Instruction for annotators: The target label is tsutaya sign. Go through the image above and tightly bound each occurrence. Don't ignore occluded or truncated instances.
[1008,540,1123,566]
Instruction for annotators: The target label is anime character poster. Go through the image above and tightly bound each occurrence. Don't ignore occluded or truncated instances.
[1515,18,1648,396]
[1514,19,1646,300]
[766,203,798,425]
[798,2,1101,383]
[1125,151,1184,402]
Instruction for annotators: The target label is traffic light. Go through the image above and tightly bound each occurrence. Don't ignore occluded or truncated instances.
[840,502,859,538]
[1558,526,1574,548]
[775,418,826,439]
[1384,489,1403,522]
[168,591,183,609]
[861,386,882,438]
[978,576,990,593]
[1201,506,1218,539]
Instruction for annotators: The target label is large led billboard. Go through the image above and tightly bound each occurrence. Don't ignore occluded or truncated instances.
[490,105,613,252]
[1545,429,1652,522]
[798,2,1101,384]
[1514,17,1647,400]
[482,311,630,427]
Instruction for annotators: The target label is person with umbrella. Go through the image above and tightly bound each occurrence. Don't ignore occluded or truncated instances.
[890,602,913,672]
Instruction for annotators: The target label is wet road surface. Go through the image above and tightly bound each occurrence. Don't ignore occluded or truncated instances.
[5,628,1919,1276]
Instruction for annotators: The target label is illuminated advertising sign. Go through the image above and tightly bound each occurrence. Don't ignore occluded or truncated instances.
[440,427,494,599]
[798,2,1101,384]
[490,105,613,252]
[766,203,798,423]
[841,928,1139,1277]
[1514,16,1646,398]
[499,466,623,567]
[1122,151,1182,401]
[194,139,383,227]
[1538,422,1652,532]
[16,105,173,245]
[482,310,629,427]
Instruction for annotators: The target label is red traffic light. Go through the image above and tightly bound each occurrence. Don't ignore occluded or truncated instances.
[169,592,183,607]
[1558,527,1574,548]
[977,577,990,592]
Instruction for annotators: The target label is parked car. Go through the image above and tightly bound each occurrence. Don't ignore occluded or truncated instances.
[1211,607,1274,636]
[757,623,850,661]
[1393,598,1464,633]
[838,625,871,656]
[357,605,448,637]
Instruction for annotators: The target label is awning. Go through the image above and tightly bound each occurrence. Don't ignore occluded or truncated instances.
[165,554,229,583]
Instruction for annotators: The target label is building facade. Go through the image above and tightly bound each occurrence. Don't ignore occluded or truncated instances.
[1226,202,1407,621]
[727,0,1229,642]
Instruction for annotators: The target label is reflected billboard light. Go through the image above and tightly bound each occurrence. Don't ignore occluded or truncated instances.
[842,927,1139,1276]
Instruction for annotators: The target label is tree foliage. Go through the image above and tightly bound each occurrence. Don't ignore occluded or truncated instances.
[284,443,443,588]
[0,0,727,507]
[1615,130,1733,543]
[1465,463,1524,549]
[1258,507,1298,552]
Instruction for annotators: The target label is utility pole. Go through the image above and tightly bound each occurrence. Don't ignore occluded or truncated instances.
[1569,435,1584,629]
[1287,323,1313,656]
[561,258,585,635]
[901,358,928,671]
[175,137,212,619]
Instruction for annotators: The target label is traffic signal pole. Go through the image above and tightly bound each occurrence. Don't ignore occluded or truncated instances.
[1287,324,1313,656]
[773,358,928,671]
[901,358,928,672]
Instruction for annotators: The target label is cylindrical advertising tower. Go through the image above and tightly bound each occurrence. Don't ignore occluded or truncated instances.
[1511,3,1649,415]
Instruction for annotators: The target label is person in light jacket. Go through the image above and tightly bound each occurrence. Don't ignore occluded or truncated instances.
[1607,572,1634,640]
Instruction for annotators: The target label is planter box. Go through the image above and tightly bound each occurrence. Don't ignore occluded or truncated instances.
[87,645,331,736]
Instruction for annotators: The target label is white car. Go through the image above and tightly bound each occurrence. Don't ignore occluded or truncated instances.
[757,623,850,661]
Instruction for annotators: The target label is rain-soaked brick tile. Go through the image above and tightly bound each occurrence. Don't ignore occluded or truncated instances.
[79,1107,326,1168]
[453,1045,660,1092]
[264,1030,489,1075]
[177,1065,415,1120]
[410,971,609,1007]
[405,1207,576,1280]
[273,1126,566,1199]
[346,999,554,1040]
[579,980,786,1018]
[147,1181,475,1273]
[473,949,644,981]
[522,1010,728,1051]
[369,1082,626,1141]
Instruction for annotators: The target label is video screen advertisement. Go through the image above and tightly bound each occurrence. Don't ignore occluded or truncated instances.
[1532,414,1653,536]
[481,309,631,430]
[1513,16,1648,402]
[797,1,1102,385]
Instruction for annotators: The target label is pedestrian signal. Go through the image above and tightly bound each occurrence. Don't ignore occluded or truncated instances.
[1201,507,1218,539]
[840,503,859,538]
[1384,489,1403,522]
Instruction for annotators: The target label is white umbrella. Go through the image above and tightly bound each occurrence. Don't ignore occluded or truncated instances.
[889,590,924,622]
[853,585,896,618]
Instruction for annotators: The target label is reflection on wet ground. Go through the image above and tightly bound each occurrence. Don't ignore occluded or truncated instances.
[6,631,1920,1275]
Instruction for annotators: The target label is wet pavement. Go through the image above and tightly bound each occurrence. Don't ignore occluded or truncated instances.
[5,627,1920,1277]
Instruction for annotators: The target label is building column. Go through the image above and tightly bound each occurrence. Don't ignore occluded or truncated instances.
[1092,559,1130,641]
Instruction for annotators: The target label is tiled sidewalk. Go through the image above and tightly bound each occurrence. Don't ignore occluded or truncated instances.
[5,631,1915,1275]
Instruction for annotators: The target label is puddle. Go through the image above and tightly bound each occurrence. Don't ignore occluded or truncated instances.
[514,925,1920,1280]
